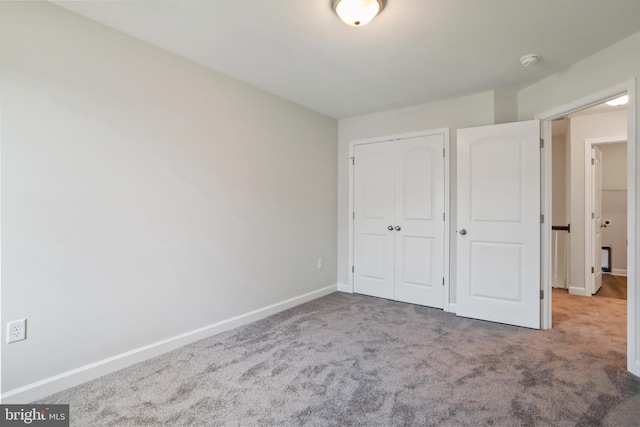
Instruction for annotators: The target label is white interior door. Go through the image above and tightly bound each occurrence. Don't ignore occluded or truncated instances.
[394,136,445,308]
[353,141,395,299]
[457,121,541,329]
[353,135,445,308]
[591,146,603,294]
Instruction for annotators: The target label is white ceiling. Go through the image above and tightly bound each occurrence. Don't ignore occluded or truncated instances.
[51,0,640,119]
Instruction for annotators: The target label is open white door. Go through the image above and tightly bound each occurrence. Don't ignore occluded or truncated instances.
[591,146,603,294]
[457,121,541,329]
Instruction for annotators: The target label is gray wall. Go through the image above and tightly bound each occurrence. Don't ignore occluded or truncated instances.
[1,2,338,396]
[567,111,627,293]
[601,143,628,273]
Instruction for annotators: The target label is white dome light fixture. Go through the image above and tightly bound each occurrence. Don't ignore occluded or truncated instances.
[606,95,628,107]
[519,54,540,67]
[333,0,385,27]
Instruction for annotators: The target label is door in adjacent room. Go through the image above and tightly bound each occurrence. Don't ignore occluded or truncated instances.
[590,145,604,294]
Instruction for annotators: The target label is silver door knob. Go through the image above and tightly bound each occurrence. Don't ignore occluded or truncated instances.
[388,225,394,230]
[395,226,401,231]
[459,229,467,235]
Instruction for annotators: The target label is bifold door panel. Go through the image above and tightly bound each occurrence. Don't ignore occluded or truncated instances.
[353,135,445,308]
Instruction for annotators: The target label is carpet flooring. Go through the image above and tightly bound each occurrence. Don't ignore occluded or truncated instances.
[38,290,640,426]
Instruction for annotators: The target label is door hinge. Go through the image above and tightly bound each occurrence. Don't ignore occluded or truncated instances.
[540,290,544,300]
[592,212,595,219]
[443,148,445,157]
[352,265,354,273]
[591,266,595,274]
[351,157,355,165]
[591,158,595,165]
[443,212,445,221]
[540,139,544,148]
[540,214,544,224]
[443,277,445,286]
[353,211,355,220]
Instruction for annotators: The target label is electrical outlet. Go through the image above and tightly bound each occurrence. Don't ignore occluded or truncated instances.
[317,258,323,270]
[7,319,26,343]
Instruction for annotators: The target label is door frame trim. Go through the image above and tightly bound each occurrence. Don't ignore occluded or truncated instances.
[536,79,637,377]
[584,137,626,296]
[347,128,451,311]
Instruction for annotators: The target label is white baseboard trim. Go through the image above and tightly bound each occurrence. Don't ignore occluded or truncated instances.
[337,283,353,293]
[447,303,457,314]
[630,361,640,378]
[1,284,337,404]
[569,286,589,296]
[612,269,628,277]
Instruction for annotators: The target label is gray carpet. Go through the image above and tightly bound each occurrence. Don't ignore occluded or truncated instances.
[38,290,640,426]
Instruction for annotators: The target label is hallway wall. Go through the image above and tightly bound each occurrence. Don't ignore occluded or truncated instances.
[567,110,627,294]
[601,143,628,274]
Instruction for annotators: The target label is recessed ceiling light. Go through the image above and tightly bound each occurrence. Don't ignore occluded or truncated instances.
[519,54,540,67]
[333,0,385,27]
[606,95,628,106]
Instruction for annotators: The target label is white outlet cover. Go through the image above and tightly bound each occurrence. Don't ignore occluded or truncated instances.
[7,319,26,343]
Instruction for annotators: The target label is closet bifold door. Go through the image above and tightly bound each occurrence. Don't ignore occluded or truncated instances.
[353,135,445,308]
[394,136,445,308]
[353,141,396,300]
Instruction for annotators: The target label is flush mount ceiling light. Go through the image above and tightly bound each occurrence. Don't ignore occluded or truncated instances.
[606,95,628,106]
[333,0,385,27]
[519,54,539,67]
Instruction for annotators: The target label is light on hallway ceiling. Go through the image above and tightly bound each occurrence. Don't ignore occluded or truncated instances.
[606,95,628,107]
[333,0,385,27]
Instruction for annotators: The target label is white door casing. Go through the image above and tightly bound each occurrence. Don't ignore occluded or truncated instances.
[353,134,445,308]
[583,140,628,296]
[584,139,624,297]
[456,120,541,329]
[536,81,636,376]
[592,146,603,294]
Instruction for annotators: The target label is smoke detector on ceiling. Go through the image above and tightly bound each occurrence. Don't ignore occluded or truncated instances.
[519,54,540,67]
